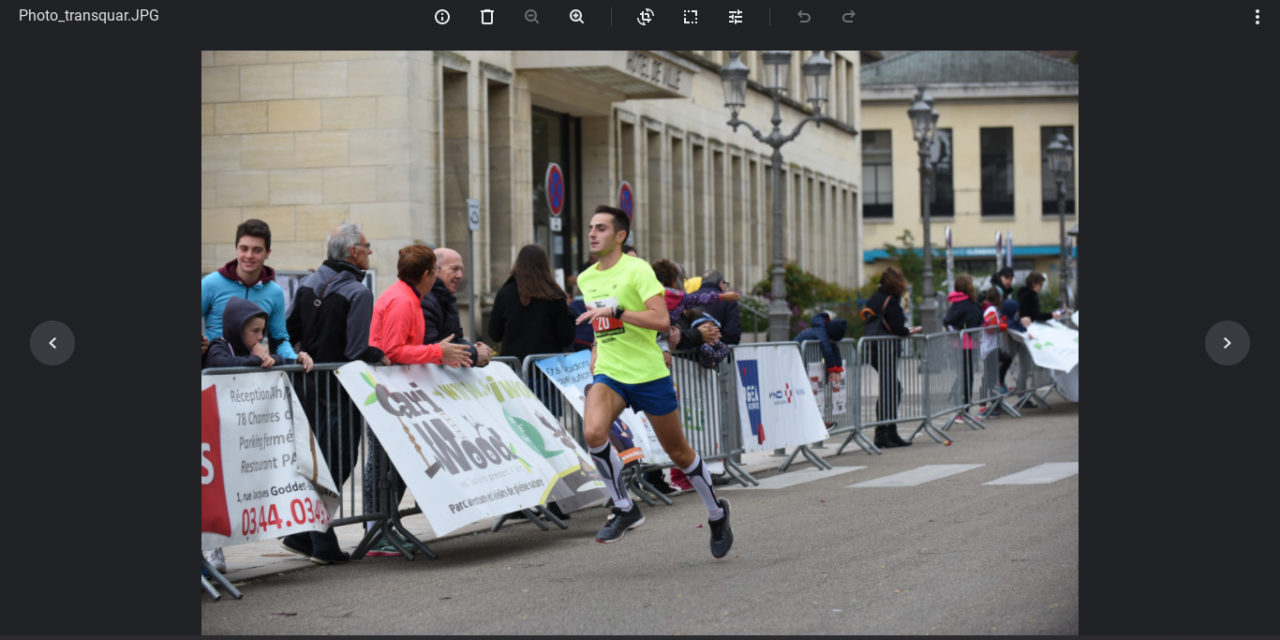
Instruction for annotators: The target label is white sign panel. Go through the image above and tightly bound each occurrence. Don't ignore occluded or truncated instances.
[533,351,673,467]
[1019,322,1079,372]
[334,362,607,537]
[201,371,340,550]
[733,344,830,453]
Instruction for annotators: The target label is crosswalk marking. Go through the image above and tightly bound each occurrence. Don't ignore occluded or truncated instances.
[849,464,985,488]
[984,462,1078,485]
[720,466,864,490]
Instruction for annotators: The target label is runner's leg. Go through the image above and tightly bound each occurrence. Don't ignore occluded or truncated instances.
[647,410,724,521]
[584,382,633,512]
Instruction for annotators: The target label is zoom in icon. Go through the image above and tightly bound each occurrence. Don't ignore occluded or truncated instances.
[435,9,451,25]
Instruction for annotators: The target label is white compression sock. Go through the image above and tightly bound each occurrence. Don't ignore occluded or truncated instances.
[589,441,633,512]
[682,455,725,521]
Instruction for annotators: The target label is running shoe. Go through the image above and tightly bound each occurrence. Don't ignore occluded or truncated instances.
[709,499,733,559]
[595,506,644,543]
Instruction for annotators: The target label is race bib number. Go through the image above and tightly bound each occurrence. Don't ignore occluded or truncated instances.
[588,296,625,338]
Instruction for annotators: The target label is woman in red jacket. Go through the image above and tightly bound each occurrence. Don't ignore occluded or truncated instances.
[370,244,472,366]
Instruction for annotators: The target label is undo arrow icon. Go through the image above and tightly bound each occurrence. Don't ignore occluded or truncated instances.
[1223,337,1231,350]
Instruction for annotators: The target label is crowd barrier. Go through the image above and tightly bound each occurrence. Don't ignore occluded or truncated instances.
[202,326,1069,595]
[798,324,1069,453]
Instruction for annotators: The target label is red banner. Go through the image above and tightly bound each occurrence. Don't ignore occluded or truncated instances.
[201,385,231,537]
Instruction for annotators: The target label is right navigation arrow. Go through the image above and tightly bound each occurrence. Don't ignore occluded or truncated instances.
[1224,337,1231,349]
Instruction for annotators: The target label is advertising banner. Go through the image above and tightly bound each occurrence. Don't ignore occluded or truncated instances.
[733,344,830,452]
[533,351,673,467]
[334,362,607,537]
[201,371,340,550]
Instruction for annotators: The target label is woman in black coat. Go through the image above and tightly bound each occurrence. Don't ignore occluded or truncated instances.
[1016,272,1062,323]
[862,266,920,448]
[488,244,575,364]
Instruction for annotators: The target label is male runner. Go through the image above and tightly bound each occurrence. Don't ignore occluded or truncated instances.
[575,205,733,558]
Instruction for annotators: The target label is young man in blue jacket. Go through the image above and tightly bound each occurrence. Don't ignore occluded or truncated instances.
[201,219,298,363]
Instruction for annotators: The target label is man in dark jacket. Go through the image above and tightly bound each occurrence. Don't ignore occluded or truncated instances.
[696,270,741,345]
[282,223,387,565]
[421,247,492,367]
[987,267,1015,302]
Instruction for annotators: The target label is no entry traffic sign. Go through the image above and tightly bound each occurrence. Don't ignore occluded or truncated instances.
[546,163,564,216]
[618,180,633,221]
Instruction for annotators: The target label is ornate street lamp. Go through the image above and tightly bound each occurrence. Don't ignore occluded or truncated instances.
[1046,129,1074,310]
[907,86,941,333]
[719,50,831,342]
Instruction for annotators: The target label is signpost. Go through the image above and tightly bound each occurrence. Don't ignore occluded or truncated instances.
[466,197,480,338]
[945,226,954,297]
[546,163,564,216]
[1005,231,1014,268]
[995,231,1004,275]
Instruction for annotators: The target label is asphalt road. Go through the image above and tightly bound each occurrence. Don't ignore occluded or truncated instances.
[202,405,1079,635]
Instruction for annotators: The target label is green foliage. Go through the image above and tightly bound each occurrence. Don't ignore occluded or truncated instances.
[751,263,861,338]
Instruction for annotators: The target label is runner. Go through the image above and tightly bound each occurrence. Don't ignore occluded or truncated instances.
[575,205,734,558]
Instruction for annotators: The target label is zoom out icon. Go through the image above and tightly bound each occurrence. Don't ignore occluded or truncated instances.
[637,7,654,25]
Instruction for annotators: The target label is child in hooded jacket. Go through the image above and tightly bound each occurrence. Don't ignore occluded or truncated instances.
[206,297,314,371]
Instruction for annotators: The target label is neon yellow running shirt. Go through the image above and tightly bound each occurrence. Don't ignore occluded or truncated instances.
[577,254,667,384]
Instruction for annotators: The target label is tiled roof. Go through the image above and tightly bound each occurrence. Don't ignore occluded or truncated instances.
[862,51,1078,85]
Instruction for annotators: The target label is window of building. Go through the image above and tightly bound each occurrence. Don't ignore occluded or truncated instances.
[861,129,892,218]
[931,128,954,217]
[1041,126,1076,215]
[981,127,1014,216]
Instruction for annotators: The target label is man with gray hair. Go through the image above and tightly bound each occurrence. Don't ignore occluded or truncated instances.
[282,223,389,565]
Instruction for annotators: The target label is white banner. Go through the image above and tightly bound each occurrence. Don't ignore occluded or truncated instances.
[733,344,830,453]
[533,351,673,467]
[334,362,607,537]
[1020,321,1079,372]
[201,371,340,550]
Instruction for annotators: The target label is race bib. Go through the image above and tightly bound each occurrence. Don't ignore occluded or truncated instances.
[588,297,625,338]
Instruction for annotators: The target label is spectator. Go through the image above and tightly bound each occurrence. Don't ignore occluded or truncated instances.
[944,274,984,407]
[282,223,388,565]
[794,312,848,384]
[370,245,473,367]
[422,247,493,367]
[861,266,920,448]
[362,245,472,556]
[987,266,1015,302]
[206,297,314,372]
[977,288,1010,416]
[696,270,742,345]
[201,219,298,363]
[652,260,739,329]
[489,244,576,364]
[995,298,1023,394]
[1017,272,1062,323]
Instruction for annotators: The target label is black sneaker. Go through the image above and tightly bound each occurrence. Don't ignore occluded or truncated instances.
[594,506,644,543]
[280,533,312,558]
[308,529,350,565]
[709,499,733,559]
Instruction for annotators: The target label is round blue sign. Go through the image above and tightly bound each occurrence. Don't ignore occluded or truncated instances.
[546,163,564,216]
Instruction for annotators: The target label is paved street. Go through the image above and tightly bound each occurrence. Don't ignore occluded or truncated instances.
[202,403,1078,635]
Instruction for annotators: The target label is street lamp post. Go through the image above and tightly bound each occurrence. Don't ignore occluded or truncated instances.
[719,50,831,342]
[907,87,941,333]
[1046,129,1074,310]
